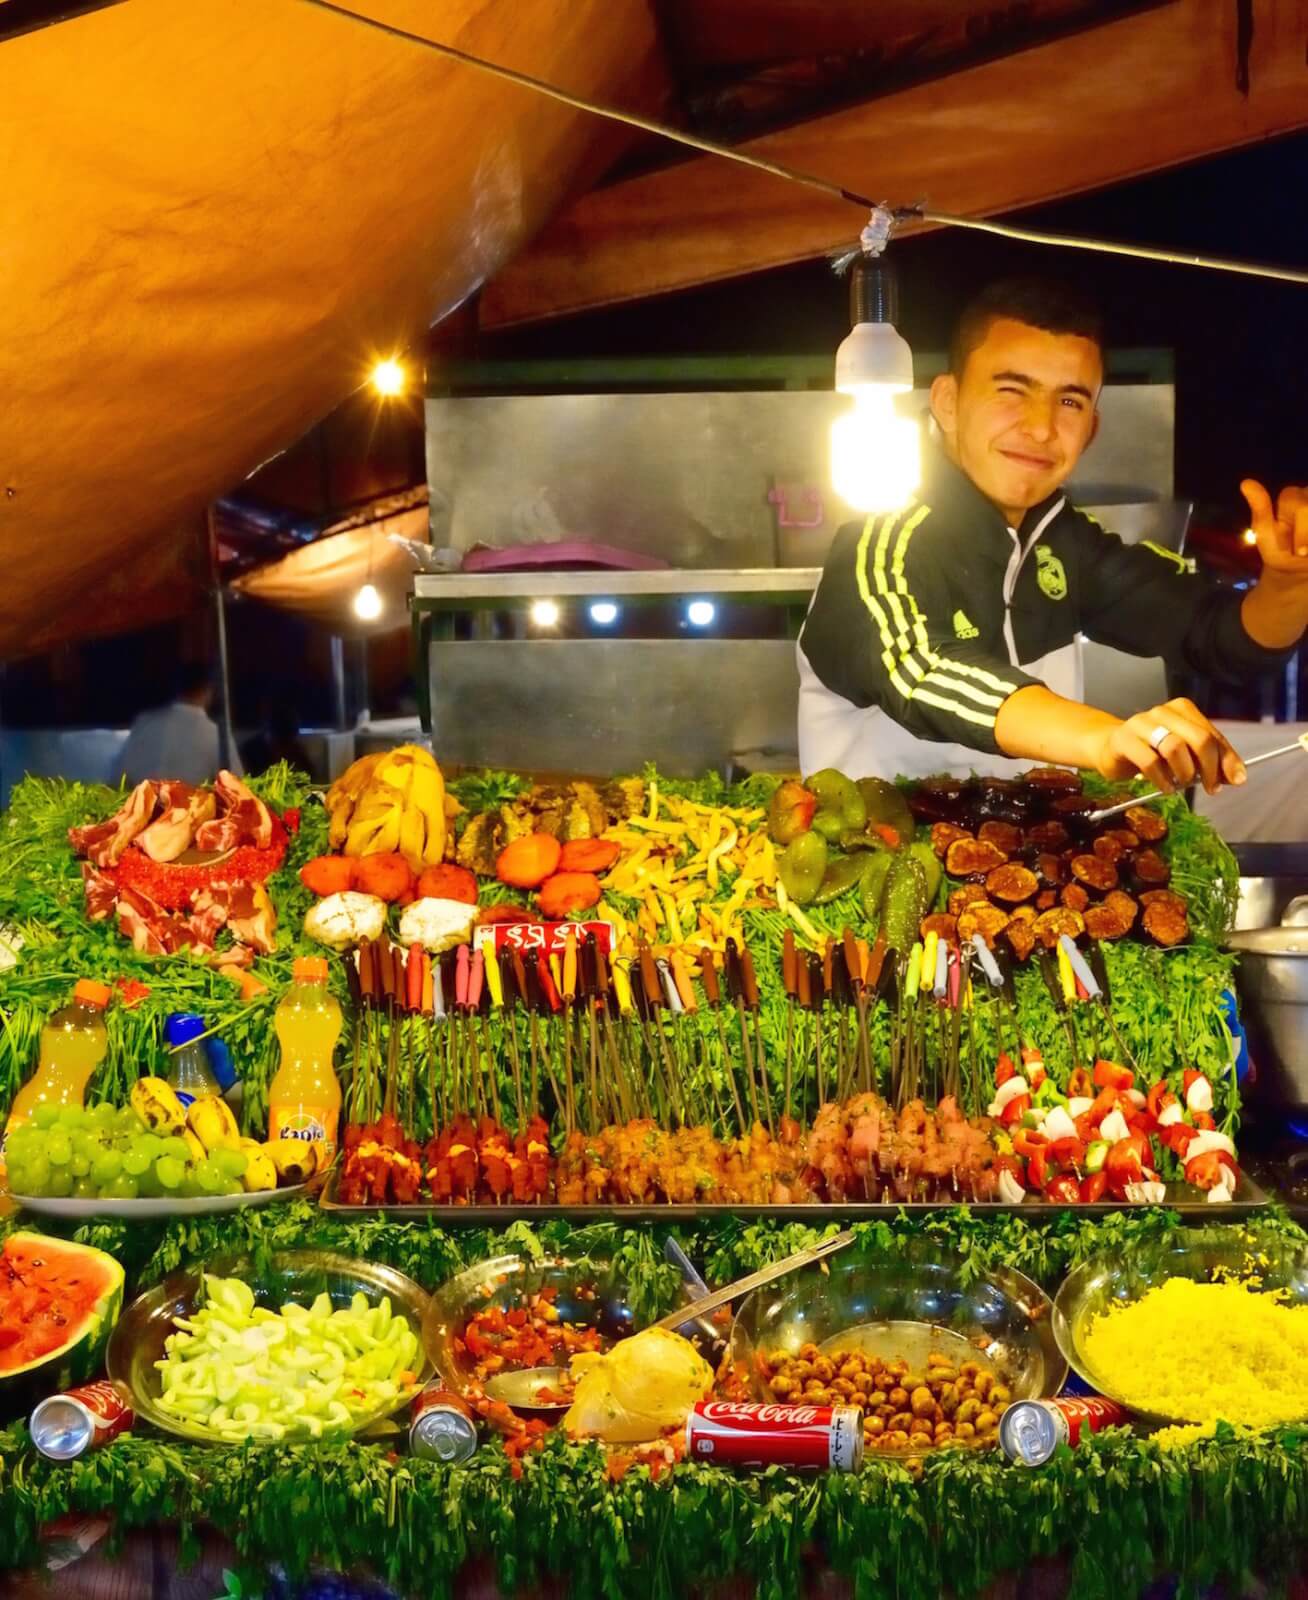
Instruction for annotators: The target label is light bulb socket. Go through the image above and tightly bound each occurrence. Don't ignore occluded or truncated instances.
[850,257,898,327]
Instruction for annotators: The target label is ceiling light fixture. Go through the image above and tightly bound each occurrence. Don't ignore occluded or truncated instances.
[687,600,715,628]
[589,601,619,626]
[530,599,560,629]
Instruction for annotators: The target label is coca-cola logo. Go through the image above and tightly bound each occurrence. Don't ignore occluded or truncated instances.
[701,1402,821,1424]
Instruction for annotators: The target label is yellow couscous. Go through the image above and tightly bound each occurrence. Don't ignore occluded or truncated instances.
[1081,1278,1308,1432]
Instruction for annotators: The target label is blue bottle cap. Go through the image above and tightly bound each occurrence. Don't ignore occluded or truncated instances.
[165,1013,206,1049]
[204,1037,238,1093]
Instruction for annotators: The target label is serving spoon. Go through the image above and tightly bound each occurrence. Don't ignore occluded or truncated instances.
[484,1230,856,1417]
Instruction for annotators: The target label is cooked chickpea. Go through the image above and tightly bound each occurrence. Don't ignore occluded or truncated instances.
[927,1351,951,1368]
[909,1386,936,1419]
[887,1430,910,1450]
[955,1421,976,1441]
[990,1384,1011,1406]
[799,1343,820,1362]
[850,1391,868,1410]
[956,1398,981,1424]
[770,1374,795,1398]
[813,1357,835,1382]
[890,1411,914,1434]
[867,1414,885,1435]
[905,1457,924,1479]
[959,1362,980,1379]
[831,1378,853,1399]
[888,1386,909,1409]
[937,1385,959,1416]
[974,1372,994,1400]
[909,1434,933,1452]
[888,1360,910,1381]
[805,1378,825,1396]
[770,1349,793,1368]
[793,1360,813,1380]
[976,1410,998,1434]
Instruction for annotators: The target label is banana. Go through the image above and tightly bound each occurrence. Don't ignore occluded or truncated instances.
[131,1076,187,1134]
[187,1095,240,1152]
[264,1138,320,1185]
[182,1128,207,1164]
[242,1152,278,1193]
[326,753,385,848]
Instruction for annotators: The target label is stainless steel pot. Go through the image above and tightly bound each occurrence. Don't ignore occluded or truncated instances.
[1228,918,1308,1114]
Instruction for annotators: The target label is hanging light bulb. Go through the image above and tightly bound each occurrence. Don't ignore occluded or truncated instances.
[530,598,560,629]
[830,255,920,513]
[354,581,383,621]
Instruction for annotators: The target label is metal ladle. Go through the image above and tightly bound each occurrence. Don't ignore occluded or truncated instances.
[483,1230,855,1417]
[1085,732,1308,826]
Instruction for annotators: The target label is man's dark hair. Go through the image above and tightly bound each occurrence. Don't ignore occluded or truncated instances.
[948,277,1105,377]
[173,660,214,701]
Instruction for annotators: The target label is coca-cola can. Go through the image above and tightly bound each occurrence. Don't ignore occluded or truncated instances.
[685,1401,863,1472]
[409,1383,479,1464]
[30,1380,135,1462]
[999,1394,1130,1466]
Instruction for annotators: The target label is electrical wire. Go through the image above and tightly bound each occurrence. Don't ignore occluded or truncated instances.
[298,0,1308,288]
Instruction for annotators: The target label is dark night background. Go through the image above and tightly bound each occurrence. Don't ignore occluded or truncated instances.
[3,129,1304,732]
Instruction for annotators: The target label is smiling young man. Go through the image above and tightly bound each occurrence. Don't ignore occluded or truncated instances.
[798,277,1308,790]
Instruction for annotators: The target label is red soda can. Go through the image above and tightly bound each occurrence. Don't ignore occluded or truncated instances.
[685,1400,863,1472]
[999,1394,1129,1466]
[30,1380,135,1461]
[409,1383,479,1464]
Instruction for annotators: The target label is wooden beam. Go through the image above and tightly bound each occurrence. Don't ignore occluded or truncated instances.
[482,0,1308,327]
[660,0,1103,71]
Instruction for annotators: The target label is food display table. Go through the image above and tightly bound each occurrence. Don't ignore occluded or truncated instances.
[2,757,1305,1599]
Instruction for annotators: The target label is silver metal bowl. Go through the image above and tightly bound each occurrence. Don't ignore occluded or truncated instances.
[728,1240,1064,1448]
[106,1250,431,1446]
[1228,923,1308,1114]
[1053,1228,1308,1427]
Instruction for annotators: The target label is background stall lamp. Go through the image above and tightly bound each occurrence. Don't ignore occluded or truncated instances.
[830,254,919,513]
[531,599,561,629]
[369,357,406,397]
[687,600,715,628]
[353,581,382,621]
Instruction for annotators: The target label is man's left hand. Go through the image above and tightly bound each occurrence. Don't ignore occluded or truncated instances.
[1241,479,1308,578]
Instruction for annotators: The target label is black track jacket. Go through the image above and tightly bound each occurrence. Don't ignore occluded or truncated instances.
[799,444,1290,757]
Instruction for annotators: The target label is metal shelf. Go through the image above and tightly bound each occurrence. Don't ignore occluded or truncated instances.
[413,568,821,609]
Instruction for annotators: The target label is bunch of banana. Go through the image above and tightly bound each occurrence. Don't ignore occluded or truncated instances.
[235,1134,326,1192]
[328,743,448,872]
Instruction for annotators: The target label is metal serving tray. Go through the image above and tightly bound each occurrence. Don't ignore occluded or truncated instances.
[319,1169,1269,1223]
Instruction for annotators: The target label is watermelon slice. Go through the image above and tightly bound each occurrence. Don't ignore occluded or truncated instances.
[0,1231,124,1416]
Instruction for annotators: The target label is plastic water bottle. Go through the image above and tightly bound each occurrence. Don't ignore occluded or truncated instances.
[165,1014,220,1108]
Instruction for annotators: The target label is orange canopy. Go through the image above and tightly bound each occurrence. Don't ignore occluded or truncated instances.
[0,0,661,658]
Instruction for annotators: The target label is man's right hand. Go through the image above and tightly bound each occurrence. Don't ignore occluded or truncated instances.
[1089,697,1247,794]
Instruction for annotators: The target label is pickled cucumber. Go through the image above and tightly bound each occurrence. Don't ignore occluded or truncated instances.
[883,853,929,953]
[907,839,943,905]
[859,850,894,932]
[777,831,828,905]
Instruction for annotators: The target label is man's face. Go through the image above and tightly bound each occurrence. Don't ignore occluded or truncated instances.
[930,317,1102,521]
